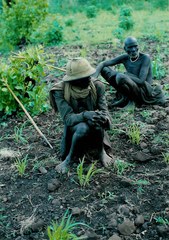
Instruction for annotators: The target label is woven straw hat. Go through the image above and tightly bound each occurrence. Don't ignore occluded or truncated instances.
[63,58,96,82]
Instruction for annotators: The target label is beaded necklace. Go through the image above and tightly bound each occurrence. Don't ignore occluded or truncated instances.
[130,53,140,62]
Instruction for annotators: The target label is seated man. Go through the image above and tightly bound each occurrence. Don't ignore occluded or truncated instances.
[50,58,113,173]
[94,36,166,107]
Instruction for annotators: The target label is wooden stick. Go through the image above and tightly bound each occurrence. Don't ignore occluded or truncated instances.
[46,64,66,72]
[4,80,53,149]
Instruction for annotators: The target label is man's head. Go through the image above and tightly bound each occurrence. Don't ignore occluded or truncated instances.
[124,37,139,59]
[63,58,95,88]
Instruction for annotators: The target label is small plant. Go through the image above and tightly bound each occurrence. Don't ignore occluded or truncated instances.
[65,18,74,27]
[47,210,89,240]
[163,152,169,164]
[85,5,97,18]
[113,27,124,42]
[113,159,134,175]
[152,56,166,80]
[14,124,28,144]
[77,157,103,187]
[140,110,151,119]
[98,191,115,204]
[155,216,169,225]
[133,179,150,186]
[14,156,28,176]
[127,123,141,145]
[118,6,134,31]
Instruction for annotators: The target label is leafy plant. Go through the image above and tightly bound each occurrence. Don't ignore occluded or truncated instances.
[118,6,134,31]
[113,159,134,175]
[47,210,89,240]
[30,17,63,46]
[0,45,50,116]
[77,157,103,187]
[14,156,28,176]
[127,123,141,145]
[0,0,48,50]
[85,5,97,18]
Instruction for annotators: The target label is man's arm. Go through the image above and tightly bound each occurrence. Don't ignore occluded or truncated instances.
[53,90,84,127]
[138,55,151,82]
[94,81,112,130]
[94,55,126,78]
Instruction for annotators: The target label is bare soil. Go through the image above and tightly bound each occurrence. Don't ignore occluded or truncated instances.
[0,41,169,240]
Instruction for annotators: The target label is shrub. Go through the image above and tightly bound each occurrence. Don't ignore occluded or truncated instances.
[0,45,50,116]
[118,6,134,31]
[0,0,48,50]
[85,5,97,18]
[65,18,74,27]
[30,17,63,46]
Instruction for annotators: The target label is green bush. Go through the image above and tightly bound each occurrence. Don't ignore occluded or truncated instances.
[30,17,63,46]
[85,5,97,18]
[118,6,134,31]
[0,45,50,116]
[65,18,74,27]
[0,0,48,50]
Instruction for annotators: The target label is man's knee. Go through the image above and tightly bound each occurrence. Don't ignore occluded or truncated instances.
[73,122,90,138]
[116,73,127,85]
[101,67,117,84]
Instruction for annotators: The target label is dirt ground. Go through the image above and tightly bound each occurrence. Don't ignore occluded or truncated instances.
[0,41,169,240]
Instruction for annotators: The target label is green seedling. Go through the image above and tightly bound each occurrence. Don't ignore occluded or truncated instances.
[127,123,140,144]
[155,216,169,225]
[133,179,150,186]
[98,191,115,204]
[47,210,89,240]
[14,124,28,144]
[140,110,151,118]
[113,159,134,175]
[14,156,28,176]
[162,152,169,164]
[77,157,103,187]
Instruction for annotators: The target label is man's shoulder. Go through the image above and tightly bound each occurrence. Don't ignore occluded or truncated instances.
[92,78,105,88]
[140,52,151,60]
[50,81,64,92]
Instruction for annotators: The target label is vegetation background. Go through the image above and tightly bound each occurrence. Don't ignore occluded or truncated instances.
[0,1,169,239]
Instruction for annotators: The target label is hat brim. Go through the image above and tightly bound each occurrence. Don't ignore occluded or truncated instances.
[63,67,96,82]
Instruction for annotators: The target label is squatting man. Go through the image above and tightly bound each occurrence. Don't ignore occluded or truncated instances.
[50,58,114,174]
[94,36,166,107]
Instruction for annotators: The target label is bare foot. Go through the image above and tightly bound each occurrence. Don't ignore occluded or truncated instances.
[101,149,114,168]
[55,160,69,174]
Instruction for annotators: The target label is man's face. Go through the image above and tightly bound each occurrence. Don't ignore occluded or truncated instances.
[70,77,91,88]
[124,41,139,58]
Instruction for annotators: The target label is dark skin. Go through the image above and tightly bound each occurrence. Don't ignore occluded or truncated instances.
[55,77,113,174]
[94,37,153,105]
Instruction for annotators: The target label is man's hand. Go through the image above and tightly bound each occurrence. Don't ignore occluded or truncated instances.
[83,111,107,128]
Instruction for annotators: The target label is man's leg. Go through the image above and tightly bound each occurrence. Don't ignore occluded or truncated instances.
[55,122,90,173]
[91,127,113,168]
[116,73,141,104]
[101,67,129,107]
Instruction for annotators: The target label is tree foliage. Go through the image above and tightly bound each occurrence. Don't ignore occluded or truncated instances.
[0,0,48,50]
